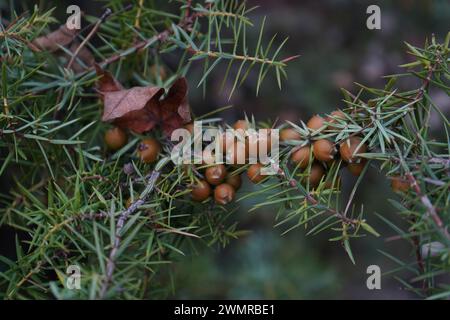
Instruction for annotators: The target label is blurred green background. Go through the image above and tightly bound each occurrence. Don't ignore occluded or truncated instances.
[176,0,450,299]
[1,0,449,299]
[171,0,449,299]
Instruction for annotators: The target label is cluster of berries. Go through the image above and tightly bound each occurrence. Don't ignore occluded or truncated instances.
[104,127,161,164]
[103,110,409,207]
[282,112,410,193]
[280,111,367,189]
[103,122,254,206]
[186,120,270,205]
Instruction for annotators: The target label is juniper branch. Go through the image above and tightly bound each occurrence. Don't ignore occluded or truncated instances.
[406,172,450,242]
[66,8,112,69]
[277,167,360,226]
[99,170,160,299]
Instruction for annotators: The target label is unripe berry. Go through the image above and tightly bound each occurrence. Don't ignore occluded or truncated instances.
[225,173,242,190]
[331,109,345,119]
[313,139,336,162]
[247,163,265,183]
[306,163,325,188]
[205,164,227,185]
[339,137,367,163]
[214,183,236,205]
[138,138,161,163]
[191,180,212,202]
[391,176,410,193]
[280,128,302,141]
[290,146,312,169]
[326,110,346,130]
[307,115,325,131]
[233,120,249,131]
[347,160,367,176]
[104,127,128,151]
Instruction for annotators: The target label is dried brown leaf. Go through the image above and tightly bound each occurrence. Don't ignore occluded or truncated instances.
[33,25,94,72]
[98,69,191,135]
[102,86,164,133]
[33,25,77,52]
[159,78,191,136]
[95,64,124,93]
[68,41,95,73]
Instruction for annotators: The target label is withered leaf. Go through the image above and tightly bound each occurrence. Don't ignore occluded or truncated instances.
[102,86,164,133]
[95,64,124,93]
[158,78,191,136]
[99,70,191,135]
[69,41,95,73]
[33,25,95,72]
[33,25,77,52]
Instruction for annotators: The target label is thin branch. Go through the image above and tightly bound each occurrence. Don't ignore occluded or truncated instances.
[95,29,171,69]
[406,172,450,242]
[186,47,288,67]
[99,170,160,299]
[67,8,112,69]
[0,31,41,52]
[410,216,428,293]
[93,5,296,72]
[277,167,359,226]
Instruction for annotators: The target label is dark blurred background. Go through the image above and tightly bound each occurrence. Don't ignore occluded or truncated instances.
[174,0,449,299]
[1,0,449,299]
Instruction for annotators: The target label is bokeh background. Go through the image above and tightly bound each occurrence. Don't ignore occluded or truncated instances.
[1,0,449,299]
[176,0,450,299]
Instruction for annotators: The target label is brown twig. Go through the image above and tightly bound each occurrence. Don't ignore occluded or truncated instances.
[1,11,41,52]
[80,174,112,183]
[405,172,450,241]
[95,28,171,69]
[54,8,113,119]
[410,216,428,293]
[94,2,196,70]
[67,8,112,70]
[0,31,41,52]
[333,58,439,147]
[277,167,359,226]
[401,58,449,241]
[93,4,298,72]
[99,170,160,299]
